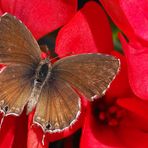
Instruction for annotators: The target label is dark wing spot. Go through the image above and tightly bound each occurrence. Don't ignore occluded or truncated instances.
[46,123,51,130]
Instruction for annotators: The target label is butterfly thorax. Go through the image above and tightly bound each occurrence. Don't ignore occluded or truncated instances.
[26,59,52,114]
[35,59,50,84]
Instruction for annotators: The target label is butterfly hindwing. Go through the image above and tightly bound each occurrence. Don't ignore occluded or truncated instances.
[0,65,34,115]
[34,78,80,132]
[0,13,41,115]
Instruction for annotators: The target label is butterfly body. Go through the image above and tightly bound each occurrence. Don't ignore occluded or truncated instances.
[0,13,120,133]
[27,59,52,114]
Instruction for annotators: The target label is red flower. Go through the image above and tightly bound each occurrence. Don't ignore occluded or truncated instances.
[100,0,148,100]
[0,0,77,147]
[119,34,148,100]
[55,1,114,55]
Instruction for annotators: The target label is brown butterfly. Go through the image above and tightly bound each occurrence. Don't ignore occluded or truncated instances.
[0,13,120,134]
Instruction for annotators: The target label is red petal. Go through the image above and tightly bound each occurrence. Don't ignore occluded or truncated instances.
[100,0,134,40]
[63,135,73,148]
[117,97,148,121]
[1,0,77,39]
[100,0,148,42]
[119,33,148,100]
[0,115,16,148]
[117,124,148,148]
[0,9,2,15]
[0,0,16,13]
[27,111,47,148]
[117,97,148,147]
[12,111,28,148]
[106,51,133,101]
[56,1,113,56]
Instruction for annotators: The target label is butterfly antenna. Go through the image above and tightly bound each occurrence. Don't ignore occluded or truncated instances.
[50,52,73,62]
[42,133,46,146]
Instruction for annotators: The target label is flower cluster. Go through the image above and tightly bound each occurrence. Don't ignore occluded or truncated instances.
[0,0,148,148]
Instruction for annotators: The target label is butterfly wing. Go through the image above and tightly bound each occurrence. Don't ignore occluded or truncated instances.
[0,13,41,64]
[34,78,80,132]
[52,53,120,100]
[0,13,41,116]
[34,53,119,132]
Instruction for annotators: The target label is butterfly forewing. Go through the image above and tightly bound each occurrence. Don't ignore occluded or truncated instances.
[34,78,80,132]
[0,68,33,115]
[0,13,41,64]
[0,13,41,115]
[51,53,120,101]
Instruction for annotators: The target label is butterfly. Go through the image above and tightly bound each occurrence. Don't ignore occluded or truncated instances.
[0,13,120,133]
